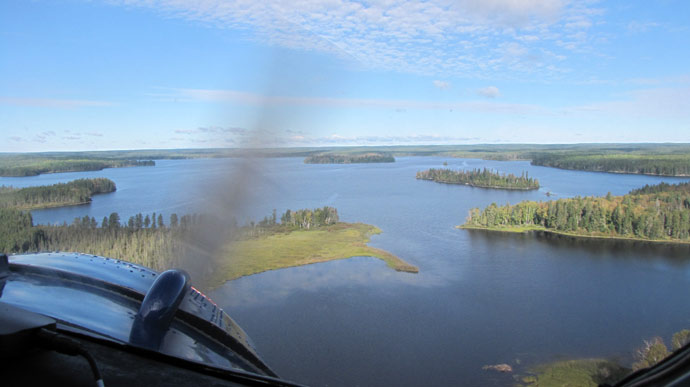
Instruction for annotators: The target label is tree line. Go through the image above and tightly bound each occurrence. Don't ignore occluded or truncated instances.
[0,178,116,210]
[0,159,154,177]
[416,168,539,190]
[464,182,690,241]
[0,206,341,272]
[305,153,395,164]
[530,153,690,176]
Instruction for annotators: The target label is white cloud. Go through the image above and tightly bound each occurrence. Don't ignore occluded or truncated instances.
[476,86,501,98]
[433,80,450,90]
[104,0,602,77]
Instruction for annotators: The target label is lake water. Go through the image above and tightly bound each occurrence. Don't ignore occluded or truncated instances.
[4,157,690,386]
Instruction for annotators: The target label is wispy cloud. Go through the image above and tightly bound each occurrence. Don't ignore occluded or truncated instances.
[175,126,249,136]
[476,86,501,98]
[433,80,450,90]
[233,131,481,147]
[0,97,113,108]
[172,88,541,114]
[563,87,690,118]
[105,0,602,78]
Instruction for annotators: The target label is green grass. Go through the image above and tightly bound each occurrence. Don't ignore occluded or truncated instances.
[518,359,630,387]
[211,222,417,287]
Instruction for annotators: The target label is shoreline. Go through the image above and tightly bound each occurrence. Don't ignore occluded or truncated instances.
[529,163,690,178]
[10,200,92,211]
[458,224,690,245]
[417,177,539,191]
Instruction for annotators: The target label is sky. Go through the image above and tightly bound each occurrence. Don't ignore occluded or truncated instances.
[1,0,689,151]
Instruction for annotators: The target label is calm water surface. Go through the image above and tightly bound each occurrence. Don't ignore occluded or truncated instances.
[4,157,690,386]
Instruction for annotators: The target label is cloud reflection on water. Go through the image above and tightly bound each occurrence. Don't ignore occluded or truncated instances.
[210,256,440,308]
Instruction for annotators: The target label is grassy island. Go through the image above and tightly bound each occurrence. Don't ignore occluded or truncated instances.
[214,222,417,285]
[304,153,395,164]
[0,178,116,210]
[461,182,690,243]
[417,168,539,190]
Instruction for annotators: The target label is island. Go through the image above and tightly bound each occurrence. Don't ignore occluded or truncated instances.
[304,153,395,164]
[416,168,539,190]
[460,181,690,243]
[0,178,116,210]
[1,205,417,289]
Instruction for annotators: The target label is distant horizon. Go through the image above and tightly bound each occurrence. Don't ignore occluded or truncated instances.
[4,142,690,155]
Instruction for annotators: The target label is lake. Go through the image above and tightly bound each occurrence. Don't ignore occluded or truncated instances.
[4,157,690,386]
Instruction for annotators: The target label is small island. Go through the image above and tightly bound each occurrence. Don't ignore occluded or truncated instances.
[460,181,690,243]
[304,153,395,164]
[0,178,117,210]
[416,168,539,190]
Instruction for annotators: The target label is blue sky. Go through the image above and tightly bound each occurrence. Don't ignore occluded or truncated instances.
[1,0,689,151]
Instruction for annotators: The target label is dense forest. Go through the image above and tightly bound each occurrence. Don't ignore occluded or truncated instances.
[304,153,395,164]
[0,178,116,210]
[416,168,539,190]
[463,182,690,242]
[0,158,154,177]
[0,206,340,272]
[530,153,690,176]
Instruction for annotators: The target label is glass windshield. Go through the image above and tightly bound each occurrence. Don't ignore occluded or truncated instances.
[2,1,690,386]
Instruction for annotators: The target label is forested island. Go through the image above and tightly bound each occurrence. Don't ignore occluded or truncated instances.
[461,182,690,243]
[1,206,417,289]
[0,157,154,177]
[416,168,539,190]
[304,153,395,164]
[0,178,116,210]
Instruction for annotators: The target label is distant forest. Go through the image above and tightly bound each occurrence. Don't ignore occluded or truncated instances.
[0,178,116,210]
[531,154,690,176]
[0,158,154,177]
[416,168,539,190]
[464,182,690,242]
[304,153,395,164]
[0,206,340,272]
[4,143,690,176]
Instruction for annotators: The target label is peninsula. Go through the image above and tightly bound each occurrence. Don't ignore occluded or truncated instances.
[0,178,116,210]
[1,205,417,289]
[460,182,690,243]
[417,168,539,190]
[0,155,154,177]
